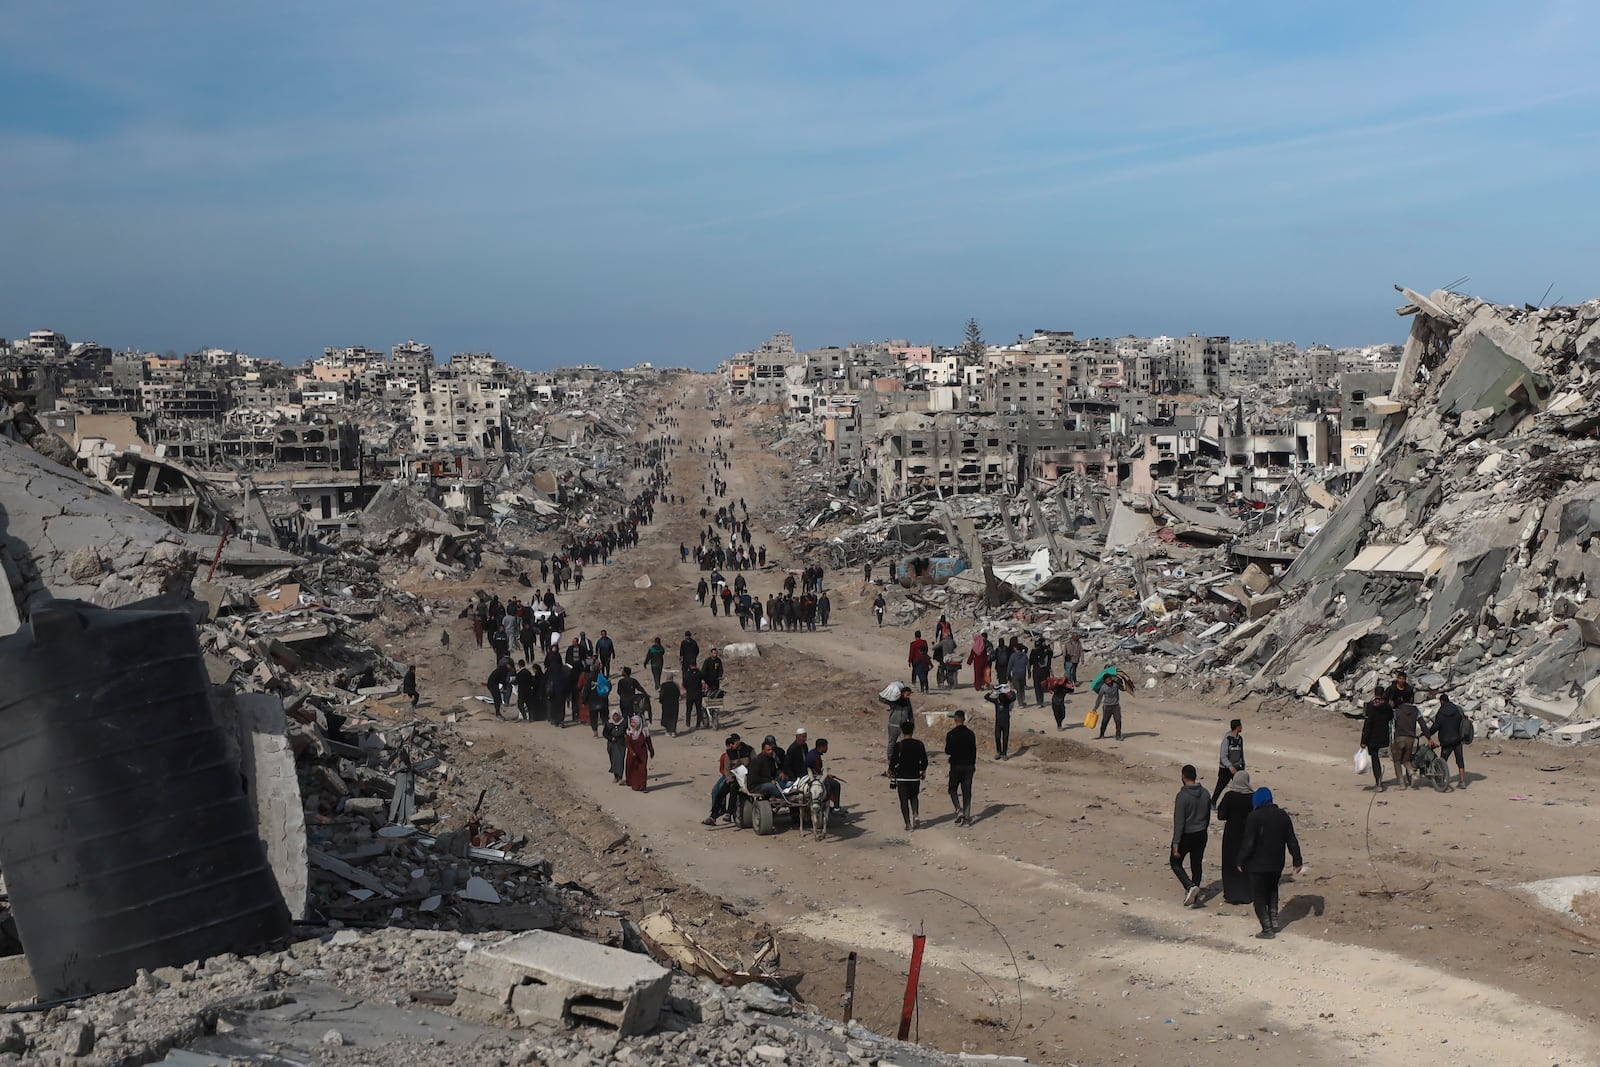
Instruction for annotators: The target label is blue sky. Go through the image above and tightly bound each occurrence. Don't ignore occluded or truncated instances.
[2,1,1597,369]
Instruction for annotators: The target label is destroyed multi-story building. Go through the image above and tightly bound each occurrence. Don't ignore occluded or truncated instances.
[1173,334,1230,394]
[410,373,513,457]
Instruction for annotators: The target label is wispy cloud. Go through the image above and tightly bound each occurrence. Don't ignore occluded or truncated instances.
[1,1,1598,363]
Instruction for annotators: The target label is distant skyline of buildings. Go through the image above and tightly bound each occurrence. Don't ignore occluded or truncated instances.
[1,319,1409,376]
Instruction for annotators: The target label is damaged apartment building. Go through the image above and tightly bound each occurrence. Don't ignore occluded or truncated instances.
[2,330,659,560]
[722,324,1383,511]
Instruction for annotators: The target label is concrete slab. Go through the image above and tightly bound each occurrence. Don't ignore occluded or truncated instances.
[1516,694,1578,724]
[1552,721,1600,743]
[1276,617,1383,695]
[457,930,670,1036]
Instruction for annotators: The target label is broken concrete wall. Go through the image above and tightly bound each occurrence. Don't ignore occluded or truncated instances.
[0,437,198,627]
[214,688,310,921]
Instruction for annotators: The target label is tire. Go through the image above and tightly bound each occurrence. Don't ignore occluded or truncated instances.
[1429,761,1449,791]
[755,800,775,836]
[738,797,754,829]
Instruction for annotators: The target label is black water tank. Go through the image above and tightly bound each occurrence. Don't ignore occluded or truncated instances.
[0,600,291,999]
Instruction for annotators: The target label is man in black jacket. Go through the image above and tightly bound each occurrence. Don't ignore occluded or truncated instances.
[890,721,929,831]
[1030,637,1053,706]
[1236,787,1303,939]
[679,631,700,674]
[701,649,725,696]
[514,661,537,721]
[683,663,707,729]
[1422,691,1470,789]
[486,662,511,719]
[614,667,646,724]
[944,710,978,826]
[1385,669,1418,712]
[746,737,786,799]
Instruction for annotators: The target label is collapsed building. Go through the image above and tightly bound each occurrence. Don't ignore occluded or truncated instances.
[748,288,1600,744]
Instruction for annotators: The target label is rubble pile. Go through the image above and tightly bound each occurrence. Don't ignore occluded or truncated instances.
[1227,290,1600,740]
[0,930,982,1065]
[0,434,201,617]
[743,291,1600,743]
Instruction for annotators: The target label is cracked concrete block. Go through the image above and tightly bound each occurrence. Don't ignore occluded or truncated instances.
[457,931,670,1036]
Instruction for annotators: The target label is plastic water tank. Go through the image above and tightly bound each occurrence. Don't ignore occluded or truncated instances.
[0,600,291,999]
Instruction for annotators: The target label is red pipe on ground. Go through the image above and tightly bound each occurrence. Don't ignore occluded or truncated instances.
[897,932,926,1040]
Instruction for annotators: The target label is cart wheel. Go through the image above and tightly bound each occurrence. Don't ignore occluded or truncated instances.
[739,797,754,829]
[755,800,775,836]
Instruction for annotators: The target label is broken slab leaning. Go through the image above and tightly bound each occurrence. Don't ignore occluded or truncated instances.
[457,930,671,1036]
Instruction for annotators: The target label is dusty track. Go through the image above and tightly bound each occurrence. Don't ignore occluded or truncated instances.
[397,376,1600,1066]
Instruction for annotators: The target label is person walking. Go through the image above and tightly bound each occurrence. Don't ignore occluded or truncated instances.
[644,636,666,688]
[1391,690,1421,788]
[615,666,646,724]
[1215,770,1255,905]
[486,661,511,719]
[881,682,914,771]
[908,631,932,694]
[684,663,708,729]
[1359,686,1394,792]
[967,633,991,690]
[890,720,929,831]
[984,682,1017,759]
[1030,637,1053,706]
[1236,787,1303,939]
[679,630,700,675]
[402,666,419,709]
[1171,765,1210,908]
[658,670,681,737]
[873,592,886,627]
[603,710,628,784]
[595,630,615,676]
[1092,667,1125,741]
[1422,690,1471,789]
[1005,640,1029,706]
[1212,719,1245,805]
[1050,680,1068,730]
[1385,669,1418,711]
[624,714,655,792]
[1063,632,1083,686]
[944,710,977,826]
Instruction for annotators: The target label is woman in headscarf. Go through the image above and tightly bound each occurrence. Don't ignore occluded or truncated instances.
[967,632,990,690]
[603,709,627,784]
[1216,769,1255,905]
[624,714,655,792]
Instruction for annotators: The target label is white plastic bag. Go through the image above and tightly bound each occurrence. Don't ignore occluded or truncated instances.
[880,681,907,702]
[1353,748,1371,775]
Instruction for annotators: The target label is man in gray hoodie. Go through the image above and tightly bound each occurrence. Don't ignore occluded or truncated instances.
[1171,765,1210,907]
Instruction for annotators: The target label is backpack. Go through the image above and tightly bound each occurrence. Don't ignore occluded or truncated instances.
[594,673,611,697]
[1461,714,1475,745]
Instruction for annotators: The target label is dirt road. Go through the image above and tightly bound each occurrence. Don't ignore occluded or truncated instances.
[400,376,1600,1066]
